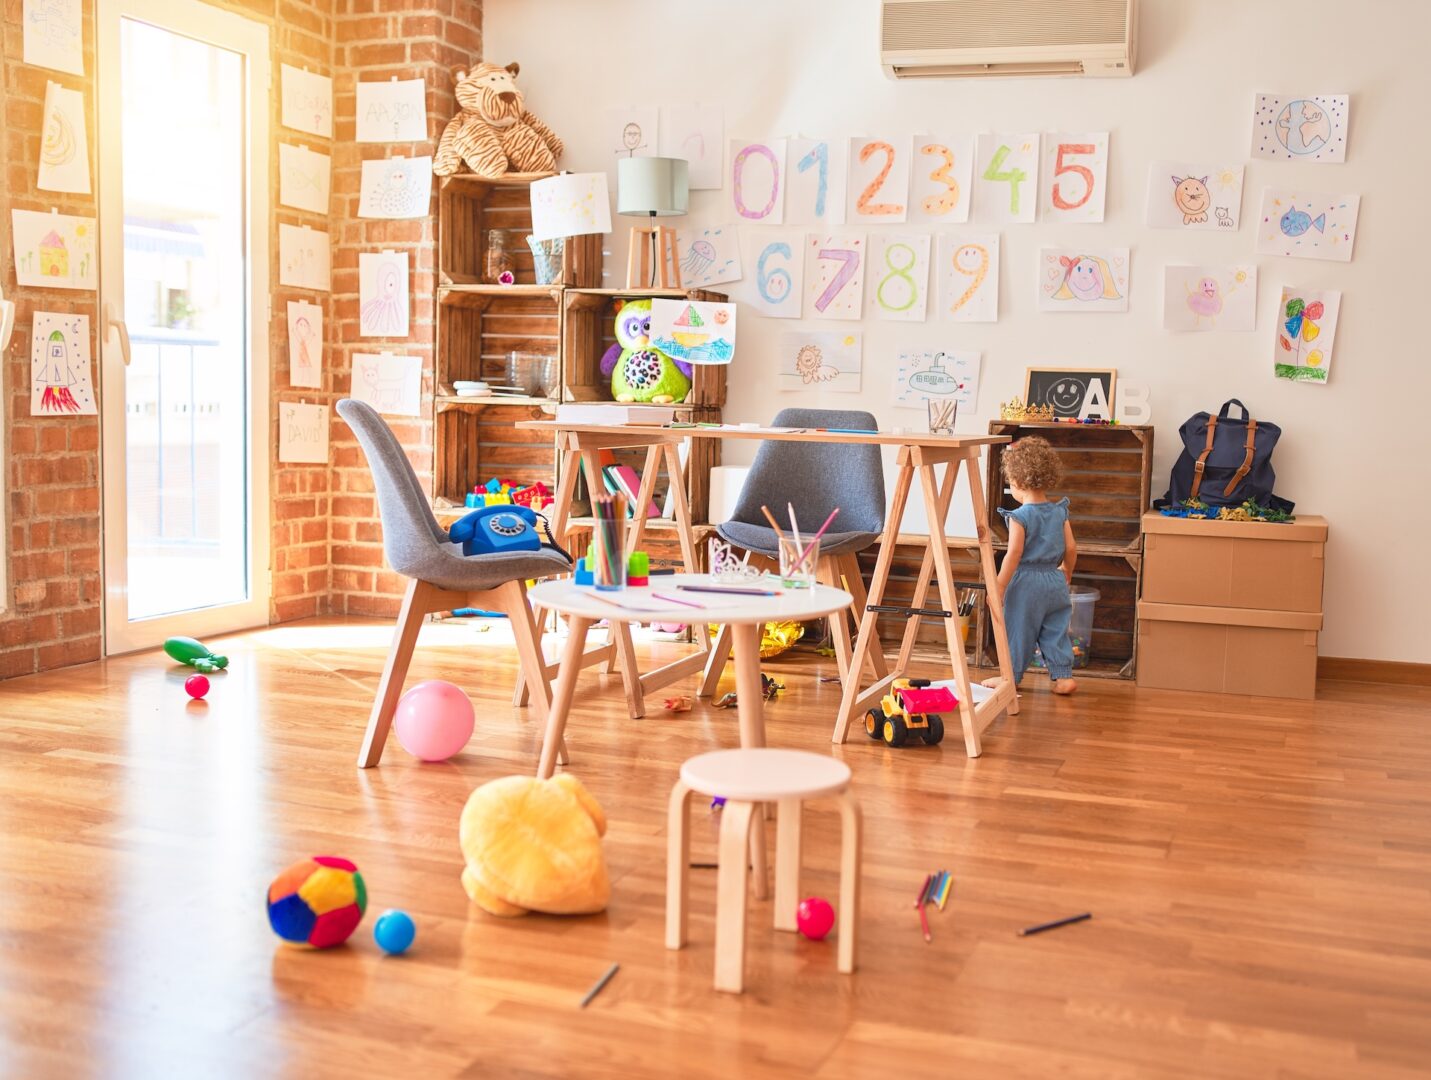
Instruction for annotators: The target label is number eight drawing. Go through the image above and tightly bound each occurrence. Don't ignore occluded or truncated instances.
[732,144,780,220]
[948,244,988,313]
[876,242,918,312]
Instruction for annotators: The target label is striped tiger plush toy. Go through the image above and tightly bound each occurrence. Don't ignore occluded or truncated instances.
[433,62,564,180]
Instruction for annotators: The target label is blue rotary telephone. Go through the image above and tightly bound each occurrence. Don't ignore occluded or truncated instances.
[449,505,570,562]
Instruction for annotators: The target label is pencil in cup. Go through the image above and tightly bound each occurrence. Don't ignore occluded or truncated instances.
[593,494,627,591]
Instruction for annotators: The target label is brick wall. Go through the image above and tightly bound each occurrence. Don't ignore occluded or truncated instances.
[0,0,341,676]
[327,0,481,618]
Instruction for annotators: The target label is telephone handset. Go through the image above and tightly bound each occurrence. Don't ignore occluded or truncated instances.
[449,504,570,562]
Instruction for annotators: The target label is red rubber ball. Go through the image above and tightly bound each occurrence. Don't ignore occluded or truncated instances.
[185,674,210,699]
[796,896,835,940]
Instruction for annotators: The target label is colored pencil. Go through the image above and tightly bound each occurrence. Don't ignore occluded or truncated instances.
[579,962,620,1008]
[652,591,704,609]
[918,898,932,943]
[936,872,952,911]
[789,507,842,574]
[1018,912,1091,937]
[787,503,803,554]
[759,505,788,541]
[914,873,932,909]
[677,584,780,596]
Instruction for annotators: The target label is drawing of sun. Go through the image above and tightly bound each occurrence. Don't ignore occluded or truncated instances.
[75,224,87,237]
[1215,168,1239,192]
[842,335,856,346]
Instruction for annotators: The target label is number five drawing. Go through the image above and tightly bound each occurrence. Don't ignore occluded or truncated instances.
[1051,143,1096,211]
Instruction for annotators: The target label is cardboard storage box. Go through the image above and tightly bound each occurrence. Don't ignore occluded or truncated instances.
[1141,513,1327,613]
[1136,602,1321,699]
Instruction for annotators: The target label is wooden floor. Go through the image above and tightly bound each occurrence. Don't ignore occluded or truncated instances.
[1,617,1429,1079]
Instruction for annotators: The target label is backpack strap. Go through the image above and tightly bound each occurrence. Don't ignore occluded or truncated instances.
[1189,416,1217,500]
[1222,418,1258,497]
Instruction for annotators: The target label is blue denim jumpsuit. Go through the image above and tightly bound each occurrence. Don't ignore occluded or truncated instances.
[998,498,1074,682]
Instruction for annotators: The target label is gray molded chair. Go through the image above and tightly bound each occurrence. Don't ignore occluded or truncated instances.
[700,408,889,694]
[338,398,572,767]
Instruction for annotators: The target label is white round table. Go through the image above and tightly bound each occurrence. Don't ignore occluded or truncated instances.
[528,573,852,779]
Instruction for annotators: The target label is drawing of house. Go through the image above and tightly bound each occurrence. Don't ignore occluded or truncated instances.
[39,230,69,278]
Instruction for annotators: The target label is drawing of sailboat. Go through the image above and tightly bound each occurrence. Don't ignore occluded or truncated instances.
[670,304,710,349]
[651,301,735,364]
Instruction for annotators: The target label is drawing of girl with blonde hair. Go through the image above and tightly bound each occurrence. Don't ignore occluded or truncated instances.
[1052,255,1123,302]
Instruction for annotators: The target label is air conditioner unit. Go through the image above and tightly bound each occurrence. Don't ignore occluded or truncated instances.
[881,0,1137,79]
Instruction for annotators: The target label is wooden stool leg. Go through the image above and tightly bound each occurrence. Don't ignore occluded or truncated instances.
[611,621,646,719]
[731,622,770,900]
[837,789,862,975]
[698,623,733,698]
[840,552,887,680]
[359,578,432,768]
[714,799,756,993]
[774,799,802,932]
[495,580,568,765]
[666,780,692,950]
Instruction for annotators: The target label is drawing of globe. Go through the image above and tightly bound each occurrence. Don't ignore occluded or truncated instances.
[1276,100,1332,155]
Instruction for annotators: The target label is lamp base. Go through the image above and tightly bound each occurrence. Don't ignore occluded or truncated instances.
[625,225,682,290]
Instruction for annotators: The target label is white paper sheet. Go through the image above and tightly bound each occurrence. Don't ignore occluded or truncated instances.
[279,143,331,215]
[1274,286,1341,384]
[357,156,433,219]
[649,298,735,365]
[1254,188,1359,262]
[866,234,931,322]
[12,209,96,290]
[281,65,332,138]
[847,136,911,224]
[286,300,323,389]
[356,78,427,142]
[778,331,861,393]
[1162,266,1257,332]
[350,352,421,416]
[1253,93,1348,163]
[277,224,330,292]
[1039,132,1108,223]
[892,350,980,411]
[1145,162,1244,231]
[729,138,787,225]
[37,81,90,194]
[909,136,973,224]
[530,172,611,242]
[30,311,94,415]
[607,105,658,160]
[359,251,410,338]
[675,223,742,288]
[278,401,329,463]
[1037,248,1130,313]
[785,137,847,226]
[937,233,999,323]
[973,133,1039,224]
[23,0,82,76]
[659,104,723,190]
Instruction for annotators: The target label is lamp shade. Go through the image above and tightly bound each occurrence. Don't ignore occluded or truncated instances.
[617,157,689,217]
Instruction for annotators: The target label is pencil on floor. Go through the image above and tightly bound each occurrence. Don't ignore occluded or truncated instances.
[580,962,620,1007]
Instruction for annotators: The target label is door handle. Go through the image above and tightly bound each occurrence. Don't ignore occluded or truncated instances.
[0,298,14,354]
[105,301,131,366]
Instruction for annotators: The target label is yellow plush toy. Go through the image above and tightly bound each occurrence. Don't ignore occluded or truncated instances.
[458,773,610,917]
[432,62,564,180]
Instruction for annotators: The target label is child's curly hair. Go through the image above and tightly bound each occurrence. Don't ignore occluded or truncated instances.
[1001,436,1063,491]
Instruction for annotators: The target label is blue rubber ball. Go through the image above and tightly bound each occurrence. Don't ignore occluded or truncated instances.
[374,909,416,955]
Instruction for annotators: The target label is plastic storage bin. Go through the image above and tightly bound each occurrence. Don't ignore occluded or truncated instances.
[1032,585,1099,670]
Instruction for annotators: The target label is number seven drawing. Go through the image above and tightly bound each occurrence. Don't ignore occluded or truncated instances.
[805,235,864,320]
[814,248,859,312]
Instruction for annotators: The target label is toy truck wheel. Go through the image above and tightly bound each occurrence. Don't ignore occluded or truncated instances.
[882,716,908,747]
[864,709,883,739]
[923,715,945,745]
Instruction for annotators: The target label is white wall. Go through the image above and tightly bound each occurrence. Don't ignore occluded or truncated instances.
[487,0,1431,663]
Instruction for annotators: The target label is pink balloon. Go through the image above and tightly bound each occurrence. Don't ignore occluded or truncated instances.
[796,896,835,940]
[394,680,475,762]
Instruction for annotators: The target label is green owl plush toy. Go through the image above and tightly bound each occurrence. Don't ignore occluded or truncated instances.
[604,299,691,404]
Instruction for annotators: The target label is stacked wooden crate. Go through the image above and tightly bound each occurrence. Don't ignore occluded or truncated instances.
[984,422,1154,679]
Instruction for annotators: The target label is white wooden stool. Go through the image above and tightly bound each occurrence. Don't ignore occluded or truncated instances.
[666,748,862,994]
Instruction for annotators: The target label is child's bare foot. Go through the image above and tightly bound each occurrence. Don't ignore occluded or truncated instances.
[1052,678,1078,695]
[980,676,1005,689]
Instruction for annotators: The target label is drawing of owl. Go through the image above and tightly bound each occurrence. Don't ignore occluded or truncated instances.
[794,344,838,384]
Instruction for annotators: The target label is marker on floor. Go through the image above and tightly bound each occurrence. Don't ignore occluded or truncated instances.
[580,962,620,1008]
[1018,912,1091,937]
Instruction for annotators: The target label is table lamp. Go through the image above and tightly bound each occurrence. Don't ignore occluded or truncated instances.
[617,156,688,289]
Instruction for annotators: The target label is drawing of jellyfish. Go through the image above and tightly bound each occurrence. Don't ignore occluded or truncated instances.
[360,257,407,336]
[794,343,838,384]
[680,239,715,279]
[1052,255,1122,302]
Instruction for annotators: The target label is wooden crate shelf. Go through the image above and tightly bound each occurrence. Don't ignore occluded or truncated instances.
[437,175,600,287]
[562,288,728,406]
[985,422,1153,555]
[437,289,562,391]
[433,403,556,508]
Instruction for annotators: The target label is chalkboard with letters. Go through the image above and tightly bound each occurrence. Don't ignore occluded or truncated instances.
[1023,367,1117,420]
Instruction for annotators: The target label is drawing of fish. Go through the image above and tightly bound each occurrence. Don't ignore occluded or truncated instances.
[1279,205,1325,238]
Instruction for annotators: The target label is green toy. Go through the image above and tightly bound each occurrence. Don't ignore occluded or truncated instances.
[611,347,691,404]
[163,636,229,674]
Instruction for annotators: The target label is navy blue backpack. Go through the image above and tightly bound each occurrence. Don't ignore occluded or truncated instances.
[1159,399,1292,511]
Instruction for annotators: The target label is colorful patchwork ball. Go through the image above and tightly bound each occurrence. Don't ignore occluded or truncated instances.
[266,856,368,948]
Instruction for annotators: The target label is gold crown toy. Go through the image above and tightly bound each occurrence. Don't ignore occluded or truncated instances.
[999,397,1055,422]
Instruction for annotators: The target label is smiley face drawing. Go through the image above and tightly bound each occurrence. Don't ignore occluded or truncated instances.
[1043,377,1087,415]
[1171,175,1211,224]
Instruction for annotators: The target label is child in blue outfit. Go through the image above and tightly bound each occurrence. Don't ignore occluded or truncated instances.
[983,437,1079,696]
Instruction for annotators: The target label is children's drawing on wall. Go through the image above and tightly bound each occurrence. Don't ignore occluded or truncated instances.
[1275,286,1340,384]
[529,172,612,242]
[650,299,736,364]
[1162,266,1257,332]
[1038,248,1129,314]
[937,233,999,323]
[908,135,973,225]
[23,0,82,76]
[37,81,90,194]
[675,224,742,288]
[278,401,329,464]
[867,234,930,322]
[279,143,331,216]
[30,312,94,416]
[356,77,427,142]
[804,233,865,320]
[1255,189,1359,262]
[278,224,331,292]
[1039,133,1108,224]
[350,352,421,416]
[785,137,847,227]
[1145,162,1243,230]
[740,230,803,318]
[359,252,410,338]
[1253,93,1348,163]
[607,106,657,158]
[357,156,433,219]
[847,137,911,224]
[659,104,723,190]
[778,331,861,392]
[286,300,323,389]
[973,133,1039,224]
[728,138,787,225]
[1024,367,1116,421]
[280,65,332,139]
[892,350,980,411]
[12,209,96,290]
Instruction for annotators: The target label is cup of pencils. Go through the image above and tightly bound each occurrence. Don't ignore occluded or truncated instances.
[777,535,817,589]
[592,493,627,591]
